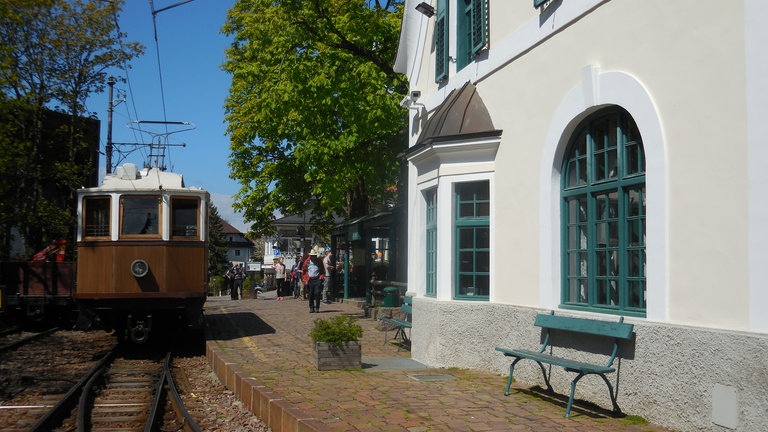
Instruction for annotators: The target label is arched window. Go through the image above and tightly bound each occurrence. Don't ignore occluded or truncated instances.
[561,108,646,316]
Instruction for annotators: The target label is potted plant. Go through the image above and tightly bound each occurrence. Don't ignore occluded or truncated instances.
[309,315,363,370]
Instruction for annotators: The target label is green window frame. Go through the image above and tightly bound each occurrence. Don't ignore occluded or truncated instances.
[456,0,487,71]
[454,181,489,300]
[426,189,438,297]
[561,108,646,316]
[435,0,449,82]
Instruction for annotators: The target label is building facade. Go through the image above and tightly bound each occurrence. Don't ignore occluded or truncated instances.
[395,1,768,431]
[221,220,254,266]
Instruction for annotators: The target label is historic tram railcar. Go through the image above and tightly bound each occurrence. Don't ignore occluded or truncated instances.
[75,163,209,343]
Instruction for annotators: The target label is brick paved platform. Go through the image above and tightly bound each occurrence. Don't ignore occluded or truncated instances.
[204,291,673,432]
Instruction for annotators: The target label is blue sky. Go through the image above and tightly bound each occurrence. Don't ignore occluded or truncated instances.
[86,0,249,232]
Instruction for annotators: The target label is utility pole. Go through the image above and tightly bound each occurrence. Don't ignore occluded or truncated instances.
[106,76,116,174]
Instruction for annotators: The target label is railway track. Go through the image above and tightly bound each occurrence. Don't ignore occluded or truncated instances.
[29,350,201,432]
[0,326,265,431]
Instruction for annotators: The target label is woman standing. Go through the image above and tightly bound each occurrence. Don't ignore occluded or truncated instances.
[274,257,287,301]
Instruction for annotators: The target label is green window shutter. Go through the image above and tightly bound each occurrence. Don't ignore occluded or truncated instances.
[435,0,448,83]
[471,0,487,54]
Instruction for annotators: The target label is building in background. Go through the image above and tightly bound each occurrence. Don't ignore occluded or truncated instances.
[395,1,767,431]
[220,220,254,267]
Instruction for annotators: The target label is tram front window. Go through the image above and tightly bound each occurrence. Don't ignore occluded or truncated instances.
[83,196,110,238]
[121,197,160,237]
[172,197,199,238]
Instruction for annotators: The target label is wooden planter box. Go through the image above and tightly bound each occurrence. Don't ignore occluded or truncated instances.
[313,341,362,370]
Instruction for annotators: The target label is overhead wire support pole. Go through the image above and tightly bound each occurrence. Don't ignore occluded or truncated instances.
[106,76,116,174]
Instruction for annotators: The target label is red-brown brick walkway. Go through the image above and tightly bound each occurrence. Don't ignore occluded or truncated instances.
[204,291,673,432]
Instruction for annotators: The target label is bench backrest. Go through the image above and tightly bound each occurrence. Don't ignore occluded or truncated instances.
[534,312,633,340]
[534,311,633,367]
[401,296,413,317]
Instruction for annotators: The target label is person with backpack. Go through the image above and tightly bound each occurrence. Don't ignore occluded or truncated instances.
[302,247,325,313]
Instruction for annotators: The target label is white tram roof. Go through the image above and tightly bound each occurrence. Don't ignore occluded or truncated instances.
[98,163,199,191]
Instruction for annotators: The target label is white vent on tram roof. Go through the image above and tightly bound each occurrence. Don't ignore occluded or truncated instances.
[119,163,139,180]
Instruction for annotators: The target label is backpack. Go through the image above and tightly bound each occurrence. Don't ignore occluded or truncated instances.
[306,259,321,278]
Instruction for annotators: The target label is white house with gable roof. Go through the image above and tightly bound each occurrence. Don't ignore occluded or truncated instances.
[394,1,768,431]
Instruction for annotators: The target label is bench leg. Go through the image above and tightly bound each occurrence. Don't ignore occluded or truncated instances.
[535,361,553,393]
[504,359,553,396]
[565,373,621,418]
[597,373,622,415]
[504,358,522,396]
[565,373,585,417]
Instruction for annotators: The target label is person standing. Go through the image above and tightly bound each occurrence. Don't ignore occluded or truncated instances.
[322,247,333,304]
[274,257,286,301]
[298,252,309,299]
[291,258,303,299]
[302,248,325,313]
[228,263,244,300]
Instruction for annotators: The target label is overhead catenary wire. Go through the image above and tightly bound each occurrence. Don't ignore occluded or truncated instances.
[148,0,197,170]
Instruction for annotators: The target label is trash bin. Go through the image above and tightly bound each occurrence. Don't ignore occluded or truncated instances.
[383,286,400,307]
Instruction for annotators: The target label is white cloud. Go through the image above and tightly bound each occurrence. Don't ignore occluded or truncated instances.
[210,192,250,233]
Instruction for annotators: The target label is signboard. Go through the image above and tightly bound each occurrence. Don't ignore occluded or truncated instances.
[247,262,261,272]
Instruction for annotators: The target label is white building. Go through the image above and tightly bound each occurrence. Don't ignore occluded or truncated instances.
[395,1,768,431]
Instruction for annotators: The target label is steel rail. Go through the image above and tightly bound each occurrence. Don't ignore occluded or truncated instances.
[164,351,203,432]
[144,351,203,432]
[76,360,109,432]
[0,327,58,353]
[29,349,115,432]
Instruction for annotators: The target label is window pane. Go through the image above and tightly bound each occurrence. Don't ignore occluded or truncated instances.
[459,202,474,218]
[475,275,489,296]
[84,197,110,237]
[628,249,644,276]
[628,280,646,309]
[459,251,474,272]
[476,250,489,272]
[121,197,159,235]
[172,198,199,237]
[476,227,489,248]
[459,274,475,296]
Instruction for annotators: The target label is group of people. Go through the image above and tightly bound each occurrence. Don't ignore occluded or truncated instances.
[225,246,334,313]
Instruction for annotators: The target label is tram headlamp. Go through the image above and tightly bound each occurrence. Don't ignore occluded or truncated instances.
[130,259,149,278]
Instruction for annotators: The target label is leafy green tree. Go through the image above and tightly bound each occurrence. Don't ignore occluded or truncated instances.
[223,0,407,237]
[207,202,230,279]
[0,0,143,258]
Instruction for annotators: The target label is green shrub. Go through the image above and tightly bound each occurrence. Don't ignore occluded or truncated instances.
[309,315,363,346]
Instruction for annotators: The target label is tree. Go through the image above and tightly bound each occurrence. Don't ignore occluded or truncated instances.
[207,202,230,279]
[223,0,407,237]
[0,0,143,258]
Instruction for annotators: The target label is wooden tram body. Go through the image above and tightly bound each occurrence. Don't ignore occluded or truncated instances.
[75,163,209,343]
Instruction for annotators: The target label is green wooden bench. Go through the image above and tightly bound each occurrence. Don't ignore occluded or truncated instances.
[495,311,634,417]
[380,295,412,346]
